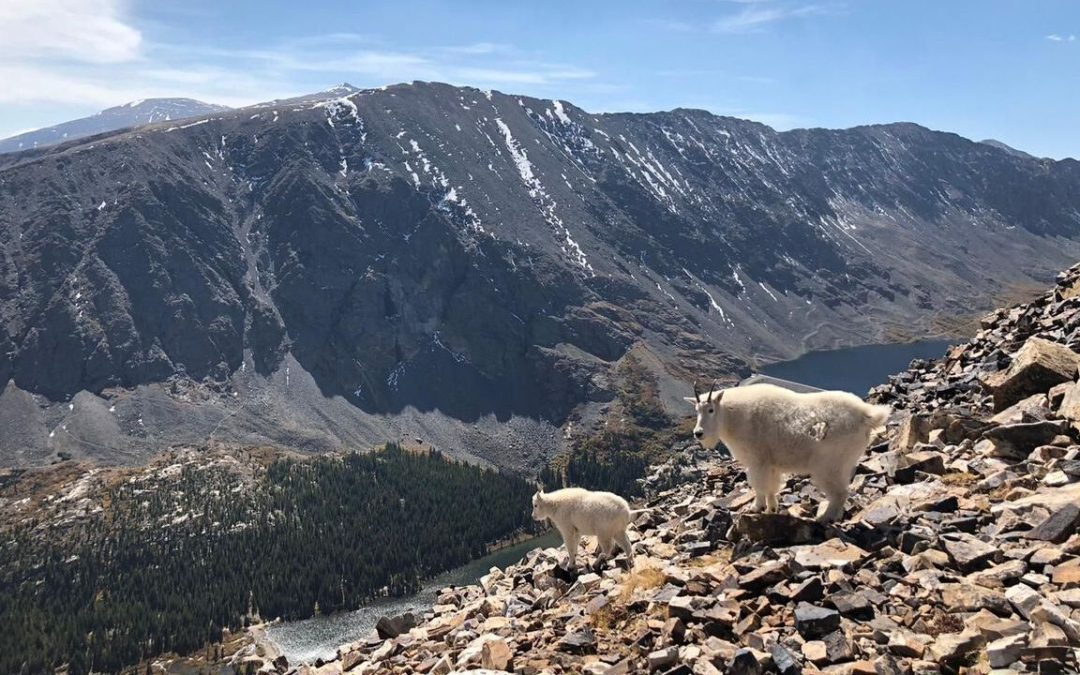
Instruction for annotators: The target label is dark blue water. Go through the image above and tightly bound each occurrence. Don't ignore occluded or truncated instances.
[759,339,956,395]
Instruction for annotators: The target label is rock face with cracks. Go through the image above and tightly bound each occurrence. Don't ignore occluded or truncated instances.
[250,263,1080,674]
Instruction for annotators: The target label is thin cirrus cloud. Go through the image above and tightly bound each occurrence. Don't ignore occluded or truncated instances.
[712,3,836,34]
[651,2,839,36]
[1045,34,1077,42]
[441,42,513,55]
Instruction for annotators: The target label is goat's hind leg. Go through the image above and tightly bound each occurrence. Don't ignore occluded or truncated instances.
[593,535,614,571]
[615,529,634,568]
[810,469,850,523]
[598,535,614,558]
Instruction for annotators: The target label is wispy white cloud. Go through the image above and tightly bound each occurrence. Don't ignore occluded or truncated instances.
[654,68,776,85]
[454,65,595,85]
[645,18,697,33]
[1045,34,1076,42]
[713,3,836,34]
[0,1,279,107]
[0,2,600,112]
[0,0,142,64]
[442,42,512,55]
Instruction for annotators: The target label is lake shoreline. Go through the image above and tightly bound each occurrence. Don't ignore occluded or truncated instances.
[752,331,964,371]
[263,530,563,664]
[758,337,960,396]
[260,525,549,631]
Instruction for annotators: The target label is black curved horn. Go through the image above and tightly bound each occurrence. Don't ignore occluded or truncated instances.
[692,379,702,401]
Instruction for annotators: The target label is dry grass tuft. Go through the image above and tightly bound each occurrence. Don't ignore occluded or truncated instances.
[686,549,732,568]
[987,484,1012,501]
[941,472,978,486]
[589,605,626,632]
[926,611,965,635]
[617,565,666,605]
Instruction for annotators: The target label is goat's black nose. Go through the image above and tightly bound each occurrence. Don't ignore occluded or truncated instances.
[693,430,704,439]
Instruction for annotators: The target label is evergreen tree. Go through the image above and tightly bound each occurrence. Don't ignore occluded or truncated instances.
[0,443,536,675]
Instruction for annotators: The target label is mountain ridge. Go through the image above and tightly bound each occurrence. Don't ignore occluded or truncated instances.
[0,98,231,154]
[1,81,1079,469]
[979,138,1038,161]
[5,85,1073,167]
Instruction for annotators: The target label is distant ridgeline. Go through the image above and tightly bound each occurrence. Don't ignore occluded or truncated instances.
[0,444,535,675]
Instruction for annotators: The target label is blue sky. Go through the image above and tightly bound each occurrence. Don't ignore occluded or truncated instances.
[1,0,1078,158]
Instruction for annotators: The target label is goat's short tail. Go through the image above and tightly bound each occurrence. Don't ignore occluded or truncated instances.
[866,404,891,430]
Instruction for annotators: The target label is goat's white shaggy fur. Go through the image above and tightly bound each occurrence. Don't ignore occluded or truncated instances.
[532,487,634,570]
[686,383,890,522]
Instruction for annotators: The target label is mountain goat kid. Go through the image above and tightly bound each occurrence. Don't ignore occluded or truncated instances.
[532,487,634,571]
[686,381,890,522]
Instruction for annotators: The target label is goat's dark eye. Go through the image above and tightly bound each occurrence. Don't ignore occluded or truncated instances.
[707,408,714,414]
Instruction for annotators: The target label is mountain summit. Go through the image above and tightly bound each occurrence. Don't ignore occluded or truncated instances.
[1,81,1079,468]
[0,98,230,154]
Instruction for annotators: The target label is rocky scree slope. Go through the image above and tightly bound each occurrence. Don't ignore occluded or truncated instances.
[275,264,1080,675]
[2,81,1080,468]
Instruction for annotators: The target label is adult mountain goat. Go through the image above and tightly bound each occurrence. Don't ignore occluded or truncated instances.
[686,381,890,522]
[532,487,634,570]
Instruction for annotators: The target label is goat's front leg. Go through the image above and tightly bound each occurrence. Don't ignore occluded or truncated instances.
[558,525,580,570]
[746,463,781,514]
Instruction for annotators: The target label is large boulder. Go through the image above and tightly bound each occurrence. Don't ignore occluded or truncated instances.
[1024,504,1080,544]
[375,612,417,640]
[980,420,1068,459]
[981,338,1080,411]
[1056,380,1080,428]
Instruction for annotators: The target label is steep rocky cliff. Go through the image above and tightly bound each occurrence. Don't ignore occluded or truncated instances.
[270,263,1080,675]
[2,82,1079,468]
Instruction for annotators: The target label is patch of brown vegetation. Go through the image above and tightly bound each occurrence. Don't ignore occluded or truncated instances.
[926,611,966,635]
[941,472,979,486]
[686,550,732,568]
[0,461,89,500]
[991,280,1050,309]
[987,484,1012,501]
[617,564,666,605]
[881,279,1047,346]
[241,444,303,466]
[589,604,629,634]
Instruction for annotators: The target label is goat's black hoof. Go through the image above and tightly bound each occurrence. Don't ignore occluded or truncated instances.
[553,564,578,584]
